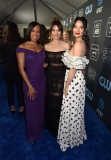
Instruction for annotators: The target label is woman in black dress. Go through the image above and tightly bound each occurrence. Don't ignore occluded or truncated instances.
[0,21,24,114]
[44,18,70,137]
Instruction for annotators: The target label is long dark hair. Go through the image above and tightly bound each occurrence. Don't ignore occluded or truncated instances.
[3,21,20,44]
[72,17,90,59]
[40,24,49,45]
[26,21,41,43]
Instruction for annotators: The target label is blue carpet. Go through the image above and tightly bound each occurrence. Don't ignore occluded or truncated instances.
[0,65,111,160]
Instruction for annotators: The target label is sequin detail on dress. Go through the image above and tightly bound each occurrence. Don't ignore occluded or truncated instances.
[16,47,46,142]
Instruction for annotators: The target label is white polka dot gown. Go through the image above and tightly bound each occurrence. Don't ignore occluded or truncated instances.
[57,51,89,152]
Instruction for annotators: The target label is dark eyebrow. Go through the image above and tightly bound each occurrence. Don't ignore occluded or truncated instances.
[75,25,83,27]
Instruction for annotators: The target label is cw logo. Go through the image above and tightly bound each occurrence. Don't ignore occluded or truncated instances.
[85,4,93,15]
[86,88,93,100]
[99,76,111,91]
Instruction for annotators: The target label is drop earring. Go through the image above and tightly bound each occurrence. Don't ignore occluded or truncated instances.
[83,32,86,39]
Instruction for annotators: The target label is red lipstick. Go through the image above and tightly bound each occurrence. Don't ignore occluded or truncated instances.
[75,32,80,35]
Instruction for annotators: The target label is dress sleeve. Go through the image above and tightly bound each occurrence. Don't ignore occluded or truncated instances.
[61,50,89,69]
[16,47,25,53]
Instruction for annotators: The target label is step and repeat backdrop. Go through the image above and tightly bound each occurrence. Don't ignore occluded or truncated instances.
[62,0,111,132]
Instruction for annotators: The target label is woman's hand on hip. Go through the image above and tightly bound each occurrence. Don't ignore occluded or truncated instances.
[64,85,69,97]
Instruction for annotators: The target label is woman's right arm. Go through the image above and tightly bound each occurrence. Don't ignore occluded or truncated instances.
[44,44,48,68]
[16,52,36,100]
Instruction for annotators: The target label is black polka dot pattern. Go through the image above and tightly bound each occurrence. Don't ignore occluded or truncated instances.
[57,70,87,152]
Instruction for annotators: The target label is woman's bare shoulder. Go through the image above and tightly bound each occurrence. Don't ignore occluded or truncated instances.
[74,40,85,48]
[18,42,28,48]
[72,41,86,56]
[61,41,70,50]
[44,42,52,51]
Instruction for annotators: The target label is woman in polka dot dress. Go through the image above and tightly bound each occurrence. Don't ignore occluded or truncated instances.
[57,17,90,152]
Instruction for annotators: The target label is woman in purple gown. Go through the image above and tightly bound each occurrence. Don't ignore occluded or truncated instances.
[16,22,46,143]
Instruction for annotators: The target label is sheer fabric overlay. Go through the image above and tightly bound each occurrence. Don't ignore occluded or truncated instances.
[45,51,66,137]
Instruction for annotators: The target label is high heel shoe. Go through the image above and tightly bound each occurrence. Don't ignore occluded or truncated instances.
[11,106,16,114]
[19,106,24,115]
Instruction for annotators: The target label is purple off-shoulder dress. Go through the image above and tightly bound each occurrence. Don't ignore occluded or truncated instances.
[16,47,46,142]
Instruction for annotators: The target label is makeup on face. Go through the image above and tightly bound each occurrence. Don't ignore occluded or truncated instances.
[30,25,40,41]
[73,20,85,38]
[51,25,61,40]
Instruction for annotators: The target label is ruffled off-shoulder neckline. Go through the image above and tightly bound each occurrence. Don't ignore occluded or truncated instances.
[61,50,89,69]
[63,50,86,59]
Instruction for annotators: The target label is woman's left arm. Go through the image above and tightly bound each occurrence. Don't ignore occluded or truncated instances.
[64,68,76,97]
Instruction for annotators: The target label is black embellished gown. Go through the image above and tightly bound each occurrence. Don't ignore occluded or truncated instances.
[45,51,66,137]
